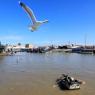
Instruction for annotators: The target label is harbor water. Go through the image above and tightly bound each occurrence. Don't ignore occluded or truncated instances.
[0,52,95,95]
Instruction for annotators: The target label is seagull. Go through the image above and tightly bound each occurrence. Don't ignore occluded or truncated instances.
[19,1,48,32]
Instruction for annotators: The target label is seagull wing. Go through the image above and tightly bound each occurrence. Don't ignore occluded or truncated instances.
[19,1,36,24]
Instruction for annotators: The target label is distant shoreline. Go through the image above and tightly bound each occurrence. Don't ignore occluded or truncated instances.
[0,52,12,56]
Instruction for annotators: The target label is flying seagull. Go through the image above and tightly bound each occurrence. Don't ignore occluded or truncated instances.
[19,1,48,32]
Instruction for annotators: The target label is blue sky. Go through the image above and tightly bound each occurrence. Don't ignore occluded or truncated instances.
[0,0,95,45]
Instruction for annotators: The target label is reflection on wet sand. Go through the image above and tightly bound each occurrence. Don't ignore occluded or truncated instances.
[0,52,95,95]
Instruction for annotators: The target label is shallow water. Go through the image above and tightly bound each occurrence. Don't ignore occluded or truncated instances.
[0,52,95,95]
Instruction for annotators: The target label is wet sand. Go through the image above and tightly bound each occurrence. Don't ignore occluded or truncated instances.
[0,52,95,95]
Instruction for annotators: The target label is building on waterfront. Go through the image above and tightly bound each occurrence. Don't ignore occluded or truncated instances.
[0,42,5,53]
[5,44,35,52]
[0,45,5,53]
[25,44,34,49]
[5,44,25,52]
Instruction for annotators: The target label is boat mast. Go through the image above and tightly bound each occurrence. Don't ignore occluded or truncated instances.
[84,33,87,48]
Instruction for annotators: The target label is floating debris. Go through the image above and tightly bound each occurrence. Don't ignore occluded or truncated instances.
[56,74,85,90]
